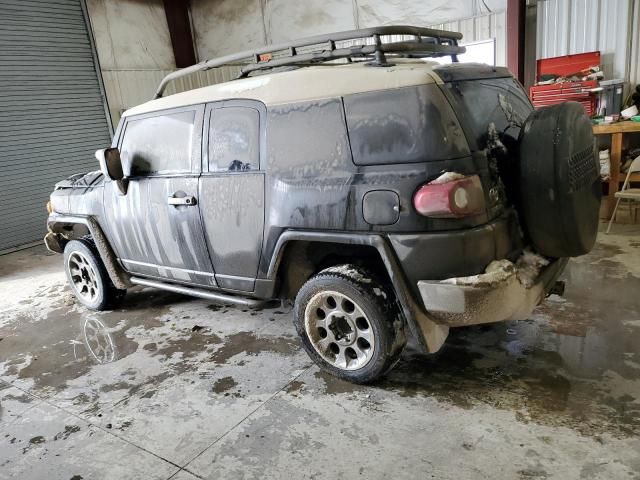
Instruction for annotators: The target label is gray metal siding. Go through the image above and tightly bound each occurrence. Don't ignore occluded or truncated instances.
[0,0,111,251]
[536,0,633,81]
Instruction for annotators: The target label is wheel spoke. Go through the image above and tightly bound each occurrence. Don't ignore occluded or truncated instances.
[356,326,373,343]
[352,339,371,359]
[316,335,334,353]
[314,315,328,329]
[333,345,348,369]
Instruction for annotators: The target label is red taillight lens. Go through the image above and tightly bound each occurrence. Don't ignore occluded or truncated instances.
[413,174,485,218]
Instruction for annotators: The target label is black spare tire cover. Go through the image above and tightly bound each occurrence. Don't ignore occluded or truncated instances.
[518,102,601,258]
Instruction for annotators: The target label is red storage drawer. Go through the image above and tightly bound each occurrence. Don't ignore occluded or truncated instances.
[530,52,600,116]
[530,80,598,116]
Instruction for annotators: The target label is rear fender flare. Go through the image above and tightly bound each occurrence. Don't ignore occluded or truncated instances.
[268,231,449,354]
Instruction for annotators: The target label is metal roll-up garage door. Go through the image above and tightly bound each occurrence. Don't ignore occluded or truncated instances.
[0,0,112,252]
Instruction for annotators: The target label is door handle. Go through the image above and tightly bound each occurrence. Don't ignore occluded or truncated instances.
[168,195,197,206]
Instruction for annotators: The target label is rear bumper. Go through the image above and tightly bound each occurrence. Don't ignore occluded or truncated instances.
[388,209,523,284]
[417,253,567,327]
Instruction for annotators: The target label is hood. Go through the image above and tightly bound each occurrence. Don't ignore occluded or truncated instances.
[54,171,104,190]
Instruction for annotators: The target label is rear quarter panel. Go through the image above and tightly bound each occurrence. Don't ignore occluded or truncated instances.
[259,89,488,277]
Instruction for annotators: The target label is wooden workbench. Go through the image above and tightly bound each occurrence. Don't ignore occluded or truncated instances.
[592,121,640,219]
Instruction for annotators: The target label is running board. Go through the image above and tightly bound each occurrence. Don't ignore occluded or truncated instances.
[130,277,266,308]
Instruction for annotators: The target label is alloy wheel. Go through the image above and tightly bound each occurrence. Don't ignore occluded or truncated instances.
[304,290,375,370]
[68,251,100,303]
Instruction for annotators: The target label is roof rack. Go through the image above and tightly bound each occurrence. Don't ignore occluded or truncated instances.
[153,25,465,99]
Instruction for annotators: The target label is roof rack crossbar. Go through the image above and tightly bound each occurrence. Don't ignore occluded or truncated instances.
[153,25,465,99]
[238,41,464,77]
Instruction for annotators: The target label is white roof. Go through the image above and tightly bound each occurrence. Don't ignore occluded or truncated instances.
[123,60,442,118]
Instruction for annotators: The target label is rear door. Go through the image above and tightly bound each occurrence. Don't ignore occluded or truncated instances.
[199,100,265,292]
[104,105,216,287]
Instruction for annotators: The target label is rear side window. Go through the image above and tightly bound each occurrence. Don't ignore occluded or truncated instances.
[120,110,195,175]
[444,77,533,147]
[344,84,469,165]
[267,98,351,175]
[209,107,260,172]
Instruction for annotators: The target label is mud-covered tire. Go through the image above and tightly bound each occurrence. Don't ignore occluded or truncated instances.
[63,237,126,311]
[518,101,601,258]
[293,265,406,384]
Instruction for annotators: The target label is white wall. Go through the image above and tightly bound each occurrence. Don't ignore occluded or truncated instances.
[430,11,507,67]
[191,0,506,60]
[88,0,507,126]
[87,0,174,70]
[87,0,175,124]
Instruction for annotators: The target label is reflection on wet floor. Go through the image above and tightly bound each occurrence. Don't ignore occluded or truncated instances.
[374,238,639,438]
[0,227,639,450]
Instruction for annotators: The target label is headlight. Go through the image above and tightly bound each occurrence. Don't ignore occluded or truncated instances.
[46,200,53,214]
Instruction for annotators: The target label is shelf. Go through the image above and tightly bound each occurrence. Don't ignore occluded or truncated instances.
[592,122,640,135]
[620,173,640,182]
[603,173,640,183]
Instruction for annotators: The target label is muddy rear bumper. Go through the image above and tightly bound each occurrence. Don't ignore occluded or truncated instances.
[417,254,568,327]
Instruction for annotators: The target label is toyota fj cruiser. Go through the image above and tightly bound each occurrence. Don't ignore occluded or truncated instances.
[45,27,601,383]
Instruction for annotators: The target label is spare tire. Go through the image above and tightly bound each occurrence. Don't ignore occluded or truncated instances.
[518,102,601,258]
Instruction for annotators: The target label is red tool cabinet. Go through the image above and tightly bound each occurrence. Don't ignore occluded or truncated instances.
[529,51,600,116]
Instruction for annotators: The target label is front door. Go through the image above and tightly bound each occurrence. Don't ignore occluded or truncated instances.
[199,101,266,292]
[103,105,216,287]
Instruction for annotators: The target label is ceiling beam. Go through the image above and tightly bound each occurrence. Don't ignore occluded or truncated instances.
[163,0,196,68]
[507,0,526,83]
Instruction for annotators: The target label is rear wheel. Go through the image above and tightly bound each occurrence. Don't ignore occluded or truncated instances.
[293,265,405,383]
[63,238,126,310]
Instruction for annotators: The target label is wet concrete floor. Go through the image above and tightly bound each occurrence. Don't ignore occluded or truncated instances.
[0,225,639,479]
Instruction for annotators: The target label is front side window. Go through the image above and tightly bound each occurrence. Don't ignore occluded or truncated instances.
[120,110,195,176]
[209,107,260,172]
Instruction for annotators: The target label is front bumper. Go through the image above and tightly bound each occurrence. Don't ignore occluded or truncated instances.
[417,252,567,327]
[44,230,65,253]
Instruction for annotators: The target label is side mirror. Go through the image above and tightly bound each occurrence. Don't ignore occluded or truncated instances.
[95,148,124,180]
[95,148,128,194]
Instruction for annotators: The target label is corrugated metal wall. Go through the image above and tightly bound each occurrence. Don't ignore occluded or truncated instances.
[429,11,507,66]
[536,0,635,82]
[630,0,640,87]
[0,0,112,251]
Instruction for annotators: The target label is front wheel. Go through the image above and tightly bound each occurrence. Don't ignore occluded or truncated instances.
[63,238,126,311]
[293,265,405,384]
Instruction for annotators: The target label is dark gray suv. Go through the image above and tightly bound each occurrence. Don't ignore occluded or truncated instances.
[44,27,601,383]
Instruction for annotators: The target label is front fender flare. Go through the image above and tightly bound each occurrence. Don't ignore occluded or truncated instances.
[46,214,132,290]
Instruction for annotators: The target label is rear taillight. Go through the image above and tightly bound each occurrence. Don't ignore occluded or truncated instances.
[413,174,485,218]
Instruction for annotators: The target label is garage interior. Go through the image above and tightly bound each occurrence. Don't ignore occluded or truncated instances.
[1,0,640,478]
